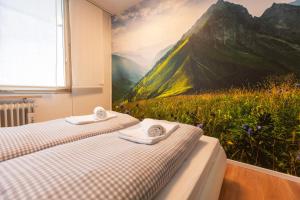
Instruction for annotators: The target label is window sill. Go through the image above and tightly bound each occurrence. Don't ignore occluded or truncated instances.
[0,88,72,95]
[0,88,71,99]
[0,94,42,100]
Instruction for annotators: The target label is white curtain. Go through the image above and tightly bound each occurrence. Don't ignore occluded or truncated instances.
[0,0,65,88]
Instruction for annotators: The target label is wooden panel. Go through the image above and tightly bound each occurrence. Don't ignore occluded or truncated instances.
[69,0,105,88]
[101,10,112,109]
[34,94,72,122]
[219,164,300,200]
[69,0,112,113]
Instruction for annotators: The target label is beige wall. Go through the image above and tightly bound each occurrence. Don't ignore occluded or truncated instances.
[34,0,112,122]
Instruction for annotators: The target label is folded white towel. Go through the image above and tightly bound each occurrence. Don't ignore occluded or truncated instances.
[65,112,116,125]
[141,119,166,137]
[93,106,107,119]
[119,119,179,145]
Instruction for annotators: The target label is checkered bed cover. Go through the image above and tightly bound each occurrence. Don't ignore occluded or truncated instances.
[0,112,139,162]
[0,124,202,200]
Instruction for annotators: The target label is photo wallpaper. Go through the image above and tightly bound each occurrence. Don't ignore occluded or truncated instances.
[112,0,300,175]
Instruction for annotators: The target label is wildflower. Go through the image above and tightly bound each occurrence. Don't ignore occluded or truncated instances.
[242,124,250,131]
[197,124,204,129]
[227,141,234,145]
[247,128,254,136]
[257,125,262,131]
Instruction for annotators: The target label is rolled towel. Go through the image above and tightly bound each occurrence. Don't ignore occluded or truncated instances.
[93,106,107,119]
[144,124,165,137]
[118,119,179,145]
[141,119,166,137]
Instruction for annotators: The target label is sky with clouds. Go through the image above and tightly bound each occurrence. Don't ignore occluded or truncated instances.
[112,0,293,70]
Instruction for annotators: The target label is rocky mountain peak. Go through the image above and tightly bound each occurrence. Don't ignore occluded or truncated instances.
[259,2,300,43]
[265,2,299,13]
[291,0,300,6]
[184,0,253,40]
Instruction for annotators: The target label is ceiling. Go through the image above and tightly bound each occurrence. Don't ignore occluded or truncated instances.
[90,0,141,15]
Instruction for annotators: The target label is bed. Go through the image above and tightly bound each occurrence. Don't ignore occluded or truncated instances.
[155,136,227,200]
[0,118,226,200]
[0,111,139,161]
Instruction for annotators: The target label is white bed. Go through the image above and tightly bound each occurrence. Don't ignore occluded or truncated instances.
[0,121,226,200]
[155,135,227,200]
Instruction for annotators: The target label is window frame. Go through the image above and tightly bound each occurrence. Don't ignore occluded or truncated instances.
[0,0,72,94]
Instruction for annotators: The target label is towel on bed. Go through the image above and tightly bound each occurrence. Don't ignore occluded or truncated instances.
[141,119,166,137]
[93,106,107,119]
[119,119,179,144]
[65,111,117,125]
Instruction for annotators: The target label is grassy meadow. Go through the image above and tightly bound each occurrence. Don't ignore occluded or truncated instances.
[114,75,300,176]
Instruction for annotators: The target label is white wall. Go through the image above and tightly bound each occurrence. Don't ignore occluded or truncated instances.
[33,0,112,122]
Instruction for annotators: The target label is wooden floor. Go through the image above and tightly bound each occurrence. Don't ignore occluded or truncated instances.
[219,163,300,200]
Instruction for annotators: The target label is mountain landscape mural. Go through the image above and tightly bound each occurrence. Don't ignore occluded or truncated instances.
[112,54,145,101]
[128,1,300,100]
[112,0,300,176]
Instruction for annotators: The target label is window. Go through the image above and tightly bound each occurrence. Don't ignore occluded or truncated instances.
[0,0,68,90]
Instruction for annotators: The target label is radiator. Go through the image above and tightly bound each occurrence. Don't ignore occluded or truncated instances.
[0,99,35,127]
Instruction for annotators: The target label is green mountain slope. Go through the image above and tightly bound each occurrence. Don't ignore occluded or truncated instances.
[151,44,174,68]
[128,0,300,101]
[112,54,144,101]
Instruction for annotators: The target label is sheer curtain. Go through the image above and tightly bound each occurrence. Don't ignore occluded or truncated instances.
[0,0,65,88]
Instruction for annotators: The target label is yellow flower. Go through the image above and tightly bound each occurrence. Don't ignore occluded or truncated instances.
[227,141,234,145]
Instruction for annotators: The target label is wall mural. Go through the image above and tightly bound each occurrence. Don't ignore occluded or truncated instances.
[112,0,300,175]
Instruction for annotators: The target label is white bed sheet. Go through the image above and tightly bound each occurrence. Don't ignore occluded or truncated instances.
[155,135,227,200]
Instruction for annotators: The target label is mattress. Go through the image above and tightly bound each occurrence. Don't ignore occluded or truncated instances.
[0,123,202,200]
[155,136,227,200]
[0,111,139,161]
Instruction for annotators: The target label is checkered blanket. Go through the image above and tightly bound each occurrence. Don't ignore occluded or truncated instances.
[0,124,202,200]
[0,112,139,162]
